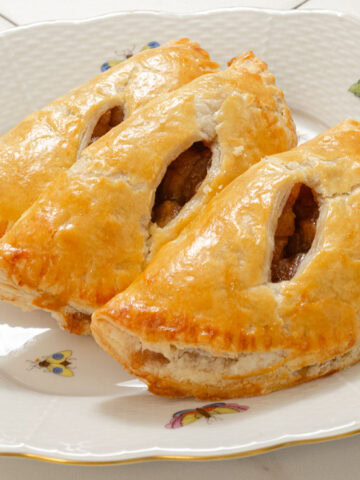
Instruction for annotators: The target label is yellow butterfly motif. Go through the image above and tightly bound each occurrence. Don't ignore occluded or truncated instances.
[34,350,74,377]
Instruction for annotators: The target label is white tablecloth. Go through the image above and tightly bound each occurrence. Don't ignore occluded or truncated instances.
[1,1,359,478]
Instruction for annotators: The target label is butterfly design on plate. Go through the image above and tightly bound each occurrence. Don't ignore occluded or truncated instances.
[165,402,249,429]
[101,41,160,72]
[29,350,74,377]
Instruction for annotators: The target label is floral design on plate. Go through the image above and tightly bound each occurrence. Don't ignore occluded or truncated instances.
[101,41,160,71]
[349,80,360,97]
[28,350,75,377]
[165,402,249,429]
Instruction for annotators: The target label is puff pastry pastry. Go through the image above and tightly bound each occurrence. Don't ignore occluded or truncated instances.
[0,38,218,236]
[0,51,296,335]
[92,119,360,399]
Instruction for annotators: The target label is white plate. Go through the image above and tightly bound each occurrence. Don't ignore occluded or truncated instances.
[1,8,360,466]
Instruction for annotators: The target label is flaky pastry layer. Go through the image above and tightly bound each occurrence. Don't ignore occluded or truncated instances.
[92,316,360,399]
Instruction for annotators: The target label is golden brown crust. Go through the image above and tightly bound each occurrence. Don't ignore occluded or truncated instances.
[92,119,360,399]
[0,51,296,334]
[0,38,218,236]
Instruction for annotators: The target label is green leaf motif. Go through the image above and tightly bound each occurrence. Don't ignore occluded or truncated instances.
[349,80,360,97]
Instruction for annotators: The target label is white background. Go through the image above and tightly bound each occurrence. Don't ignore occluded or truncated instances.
[0,1,359,478]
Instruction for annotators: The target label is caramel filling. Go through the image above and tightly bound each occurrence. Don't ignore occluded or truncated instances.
[271,184,319,282]
[89,107,124,144]
[152,142,212,227]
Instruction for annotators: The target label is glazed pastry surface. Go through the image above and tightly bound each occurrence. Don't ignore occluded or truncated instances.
[0,52,296,334]
[0,38,218,236]
[92,120,360,399]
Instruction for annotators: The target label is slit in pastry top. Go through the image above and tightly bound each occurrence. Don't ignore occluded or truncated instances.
[271,184,319,282]
[89,106,124,145]
[152,141,212,227]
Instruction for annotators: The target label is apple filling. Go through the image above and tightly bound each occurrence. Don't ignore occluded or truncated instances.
[152,142,212,227]
[89,107,124,144]
[271,184,319,282]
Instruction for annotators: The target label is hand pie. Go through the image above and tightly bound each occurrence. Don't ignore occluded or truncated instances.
[0,38,218,236]
[92,119,360,400]
[0,52,296,335]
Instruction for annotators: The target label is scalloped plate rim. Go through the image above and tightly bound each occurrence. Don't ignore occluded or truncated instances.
[0,7,360,36]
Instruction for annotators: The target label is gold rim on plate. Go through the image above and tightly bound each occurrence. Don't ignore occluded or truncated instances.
[1,428,360,466]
